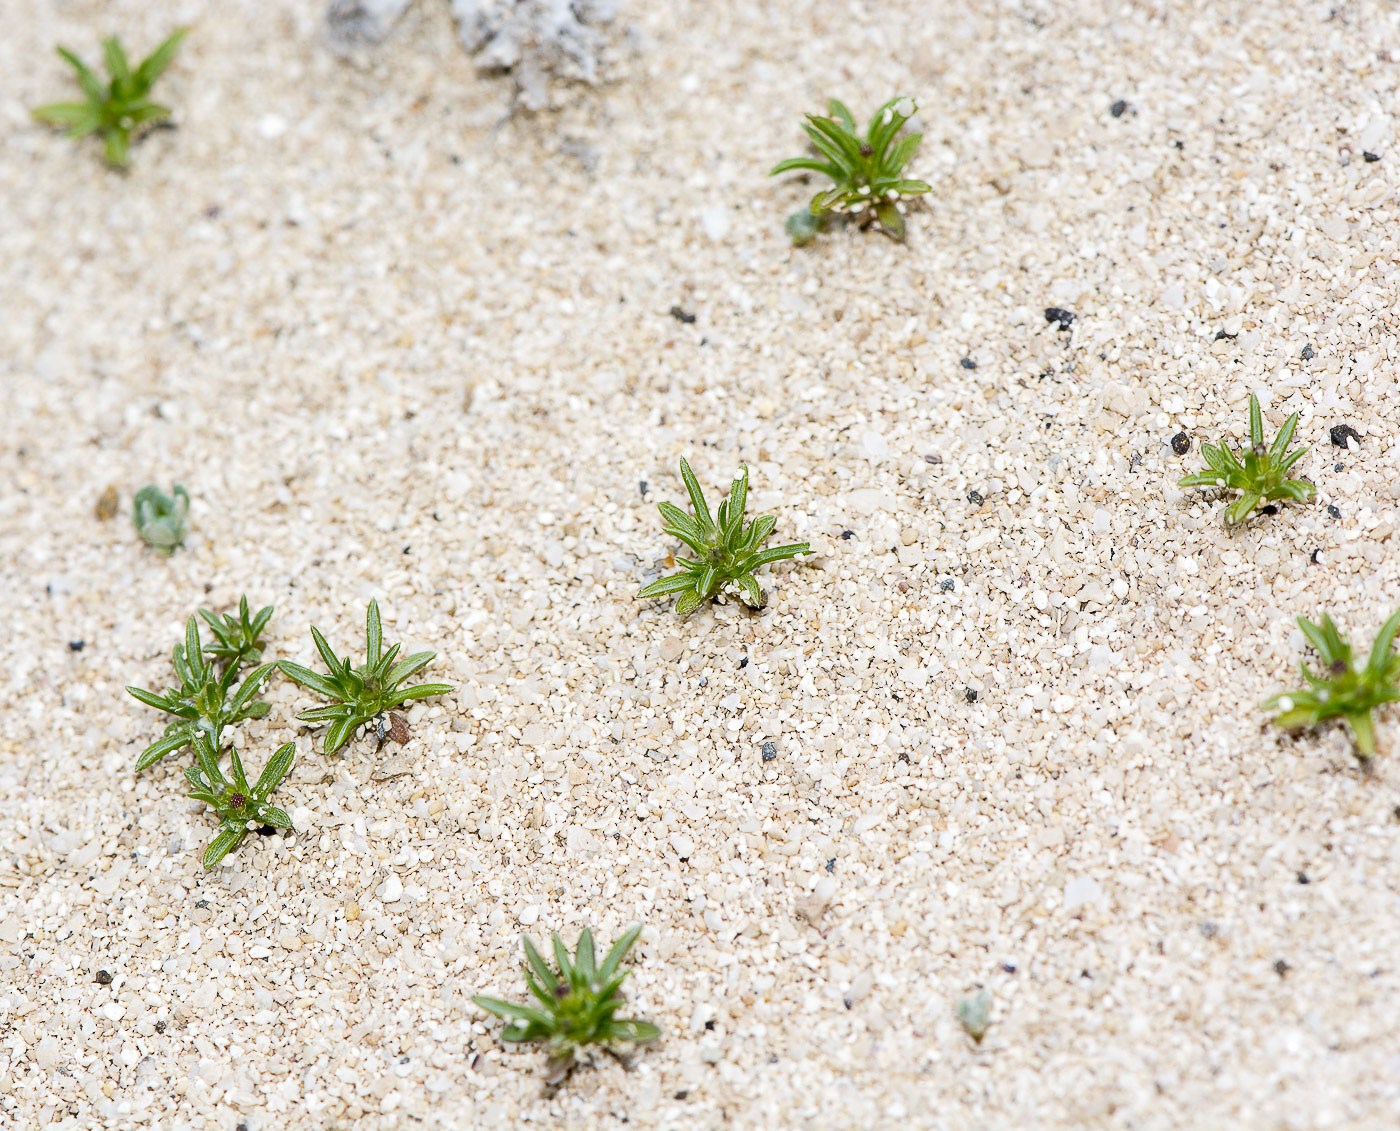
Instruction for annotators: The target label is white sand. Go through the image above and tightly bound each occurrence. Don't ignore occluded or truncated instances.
[3,1,1400,1127]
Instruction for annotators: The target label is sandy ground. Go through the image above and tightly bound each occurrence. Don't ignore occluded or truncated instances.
[3,0,1400,1127]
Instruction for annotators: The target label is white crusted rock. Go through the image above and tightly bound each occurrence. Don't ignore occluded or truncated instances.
[451,0,619,108]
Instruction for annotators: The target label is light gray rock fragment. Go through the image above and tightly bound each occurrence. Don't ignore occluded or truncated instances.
[450,0,619,109]
[325,0,414,53]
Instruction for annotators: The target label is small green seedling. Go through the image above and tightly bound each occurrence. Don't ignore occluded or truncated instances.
[1178,394,1315,526]
[638,459,811,616]
[132,484,190,555]
[1265,609,1400,761]
[127,614,275,772]
[474,926,659,1086]
[280,599,453,756]
[956,989,992,1045]
[185,732,295,868]
[771,96,932,242]
[200,596,274,668]
[31,30,187,168]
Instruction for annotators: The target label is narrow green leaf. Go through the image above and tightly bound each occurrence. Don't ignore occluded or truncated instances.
[599,924,642,980]
[133,28,187,90]
[102,126,130,169]
[638,573,697,599]
[1366,609,1400,674]
[873,200,906,240]
[552,933,575,983]
[254,742,296,798]
[279,661,342,699]
[607,1019,661,1043]
[102,37,132,86]
[227,745,250,793]
[136,729,195,772]
[678,459,713,530]
[522,935,559,991]
[202,823,246,868]
[56,47,105,102]
[770,157,841,178]
[310,625,342,674]
[366,600,382,667]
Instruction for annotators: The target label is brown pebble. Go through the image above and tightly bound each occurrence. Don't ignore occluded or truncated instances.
[94,485,120,521]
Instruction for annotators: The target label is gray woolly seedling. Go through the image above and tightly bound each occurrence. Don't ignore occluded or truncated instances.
[132,484,190,555]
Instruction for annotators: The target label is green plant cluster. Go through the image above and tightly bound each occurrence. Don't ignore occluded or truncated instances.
[1265,610,1400,761]
[128,597,454,866]
[1175,394,1396,759]
[127,599,289,867]
[32,30,186,168]
[771,96,932,243]
[638,459,810,615]
[279,599,454,755]
[1178,394,1315,527]
[474,926,659,1085]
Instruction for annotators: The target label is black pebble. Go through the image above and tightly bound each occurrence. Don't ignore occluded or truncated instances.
[669,305,697,324]
[841,529,855,540]
[965,688,978,703]
[195,899,209,909]
[1310,549,1323,564]
[1327,505,1342,519]
[1330,424,1361,449]
[738,656,749,669]
[1110,99,1128,118]
[967,490,985,506]
[939,579,955,592]
[1363,151,1381,163]
[1301,344,1315,359]
[1001,962,1017,974]
[674,1091,688,1100]
[155,1020,166,1033]
[1214,329,1237,341]
[639,480,648,496]
[1297,872,1310,884]
[825,857,837,873]
[96,970,112,985]
[704,1019,715,1030]
[1171,431,1191,455]
[761,741,777,762]
[69,640,85,652]
[1044,307,1076,330]
[1274,959,1290,976]
[960,357,977,370]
